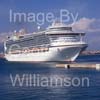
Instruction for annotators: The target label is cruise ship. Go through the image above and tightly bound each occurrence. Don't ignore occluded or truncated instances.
[4,23,87,62]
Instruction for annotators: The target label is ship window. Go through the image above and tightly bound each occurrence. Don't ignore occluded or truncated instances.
[19,36,24,38]
[49,27,72,31]
[49,35,80,42]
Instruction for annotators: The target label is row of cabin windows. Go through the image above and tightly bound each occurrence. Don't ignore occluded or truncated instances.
[6,35,50,48]
[49,27,72,31]
[49,36,80,42]
[7,34,49,44]
[7,48,49,54]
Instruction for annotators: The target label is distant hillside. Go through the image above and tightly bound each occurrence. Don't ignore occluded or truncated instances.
[0,42,4,53]
[0,32,12,53]
[81,50,100,55]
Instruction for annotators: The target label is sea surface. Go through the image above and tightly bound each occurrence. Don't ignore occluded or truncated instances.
[0,55,100,100]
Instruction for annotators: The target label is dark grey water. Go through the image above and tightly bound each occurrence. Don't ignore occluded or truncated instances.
[0,55,100,100]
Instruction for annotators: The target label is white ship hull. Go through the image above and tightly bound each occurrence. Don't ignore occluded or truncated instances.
[5,43,87,62]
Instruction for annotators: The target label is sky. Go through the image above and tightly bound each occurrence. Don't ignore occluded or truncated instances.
[0,0,100,50]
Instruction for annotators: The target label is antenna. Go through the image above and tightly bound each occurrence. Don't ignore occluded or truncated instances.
[37,26,40,30]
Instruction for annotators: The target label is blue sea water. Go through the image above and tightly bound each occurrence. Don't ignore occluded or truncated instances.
[0,55,100,100]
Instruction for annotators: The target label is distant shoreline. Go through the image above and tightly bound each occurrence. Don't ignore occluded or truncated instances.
[80,51,100,56]
[80,54,100,56]
[0,53,4,58]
